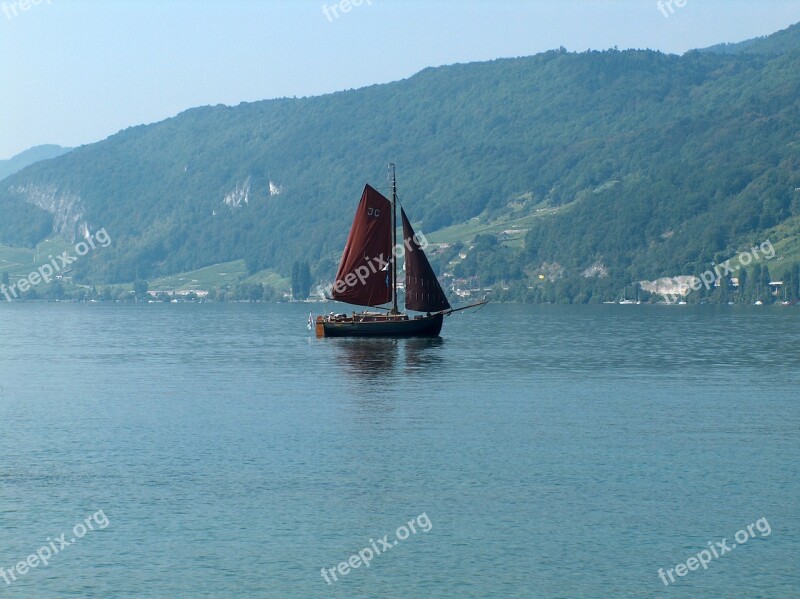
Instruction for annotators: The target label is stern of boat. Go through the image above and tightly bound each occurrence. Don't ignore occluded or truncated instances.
[315,316,326,338]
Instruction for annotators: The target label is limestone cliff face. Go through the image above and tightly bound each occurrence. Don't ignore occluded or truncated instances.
[223,178,251,209]
[222,177,282,209]
[8,183,86,241]
[640,276,700,302]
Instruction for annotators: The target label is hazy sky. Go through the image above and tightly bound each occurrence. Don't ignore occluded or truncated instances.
[2,0,799,159]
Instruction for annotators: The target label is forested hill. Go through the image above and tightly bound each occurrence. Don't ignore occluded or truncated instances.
[1,23,799,302]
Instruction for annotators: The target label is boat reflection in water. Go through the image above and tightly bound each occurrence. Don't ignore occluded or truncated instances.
[403,337,445,374]
[331,337,446,422]
[332,337,446,381]
[333,338,400,379]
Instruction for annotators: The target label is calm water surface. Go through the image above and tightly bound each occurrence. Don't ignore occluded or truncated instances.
[0,303,798,598]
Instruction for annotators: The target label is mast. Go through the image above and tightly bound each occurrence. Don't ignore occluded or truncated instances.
[389,163,399,314]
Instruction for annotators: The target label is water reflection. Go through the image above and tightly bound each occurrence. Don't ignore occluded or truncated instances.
[332,338,400,379]
[331,336,447,381]
[403,337,445,373]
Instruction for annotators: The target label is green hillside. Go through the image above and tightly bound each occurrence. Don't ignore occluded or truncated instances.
[1,23,800,303]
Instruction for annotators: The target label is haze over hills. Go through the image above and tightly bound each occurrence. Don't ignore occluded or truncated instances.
[700,21,800,55]
[1,23,799,302]
[0,145,71,183]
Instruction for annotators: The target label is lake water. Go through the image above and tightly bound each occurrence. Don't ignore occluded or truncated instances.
[0,303,798,598]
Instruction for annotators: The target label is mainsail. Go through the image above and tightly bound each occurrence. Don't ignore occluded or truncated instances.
[401,208,451,312]
[331,184,393,307]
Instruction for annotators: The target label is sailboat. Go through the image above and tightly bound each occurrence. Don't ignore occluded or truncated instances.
[315,164,486,338]
[618,286,636,304]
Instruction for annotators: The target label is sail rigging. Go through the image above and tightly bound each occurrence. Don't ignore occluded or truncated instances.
[402,208,451,313]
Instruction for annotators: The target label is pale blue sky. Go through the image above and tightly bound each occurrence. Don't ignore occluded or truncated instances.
[2,0,799,159]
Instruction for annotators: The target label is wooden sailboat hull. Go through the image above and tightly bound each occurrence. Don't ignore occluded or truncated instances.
[317,313,444,338]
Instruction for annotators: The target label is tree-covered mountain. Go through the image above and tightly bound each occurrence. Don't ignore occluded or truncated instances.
[1,22,799,303]
[0,144,71,182]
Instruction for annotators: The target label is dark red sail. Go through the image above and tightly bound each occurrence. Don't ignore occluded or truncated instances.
[402,208,451,312]
[331,185,393,307]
